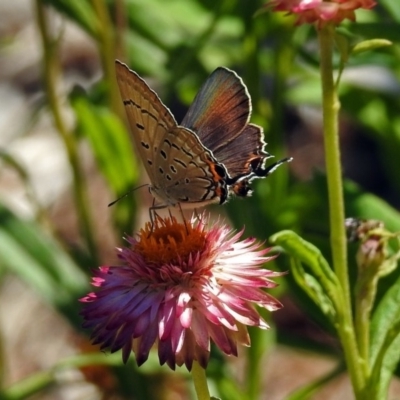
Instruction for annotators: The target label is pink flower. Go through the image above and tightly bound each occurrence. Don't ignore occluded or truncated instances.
[80,214,284,370]
[268,0,376,26]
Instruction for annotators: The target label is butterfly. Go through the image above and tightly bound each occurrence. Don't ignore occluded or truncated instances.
[115,60,291,210]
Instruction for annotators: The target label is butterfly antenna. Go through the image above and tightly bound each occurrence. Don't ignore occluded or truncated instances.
[253,157,293,177]
[108,184,150,207]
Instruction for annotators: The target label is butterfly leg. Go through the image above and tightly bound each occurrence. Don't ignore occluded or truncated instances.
[148,200,167,237]
[193,208,205,225]
[176,203,189,235]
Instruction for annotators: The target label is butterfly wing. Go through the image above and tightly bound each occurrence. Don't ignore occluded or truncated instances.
[155,126,228,205]
[181,67,251,155]
[116,61,228,207]
[181,67,269,178]
[115,61,178,185]
[215,124,270,178]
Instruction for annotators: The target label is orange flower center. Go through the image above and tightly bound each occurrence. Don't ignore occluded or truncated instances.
[134,216,207,265]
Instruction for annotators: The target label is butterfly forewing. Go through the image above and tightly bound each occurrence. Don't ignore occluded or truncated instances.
[181,67,251,155]
[115,61,178,185]
[181,67,270,181]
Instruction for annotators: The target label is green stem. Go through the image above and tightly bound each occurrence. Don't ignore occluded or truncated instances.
[319,25,347,296]
[2,353,121,400]
[354,272,378,373]
[318,25,364,395]
[114,0,127,60]
[35,2,98,261]
[91,0,120,115]
[1,370,54,400]
[191,361,210,400]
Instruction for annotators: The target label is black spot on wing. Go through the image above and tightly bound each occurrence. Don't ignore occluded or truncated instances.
[173,158,187,168]
[141,141,150,149]
[181,147,194,159]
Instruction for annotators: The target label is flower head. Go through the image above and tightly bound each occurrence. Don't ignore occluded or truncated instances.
[268,0,376,27]
[81,214,283,370]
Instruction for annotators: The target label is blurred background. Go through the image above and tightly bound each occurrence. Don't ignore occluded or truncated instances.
[1,0,400,399]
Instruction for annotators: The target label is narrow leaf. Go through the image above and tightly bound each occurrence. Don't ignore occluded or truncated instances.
[352,39,392,55]
[71,93,138,196]
[270,230,340,316]
[369,272,400,398]
[0,204,87,308]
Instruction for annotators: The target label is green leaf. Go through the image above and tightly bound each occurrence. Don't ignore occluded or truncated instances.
[71,92,138,196]
[369,273,400,398]
[124,31,168,78]
[270,230,339,320]
[71,91,139,234]
[352,39,392,55]
[270,230,336,284]
[3,353,122,400]
[286,364,344,400]
[0,151,44,221]
[380,0,400,22]
[0,204,87,312]
[42,0,99,38]
[125,0,194,51]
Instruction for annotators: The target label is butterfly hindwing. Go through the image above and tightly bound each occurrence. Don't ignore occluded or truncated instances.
[155,127,227,204]
[213,124,270,178]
